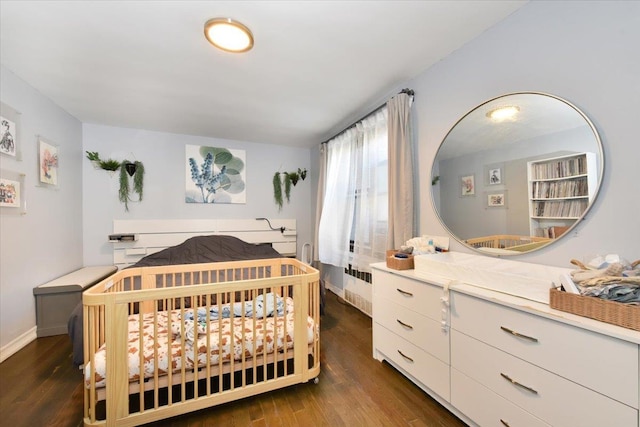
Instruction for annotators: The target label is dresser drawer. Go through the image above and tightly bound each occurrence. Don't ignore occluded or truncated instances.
[451,292,638,408]
[372,270,443,320]
[452,330,638,427]
[374,297,449,363]
[374,323,450,401]
[452,368,551,427]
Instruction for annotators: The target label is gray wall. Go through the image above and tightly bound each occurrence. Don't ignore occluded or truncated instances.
[0,76,313,354]
[318,1,640,292]
[436,127,592,240]
[82,124,313,266]
[0,66,83,350]
[412,1,640,265]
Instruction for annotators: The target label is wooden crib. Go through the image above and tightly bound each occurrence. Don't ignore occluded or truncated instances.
[82,258,320,426]
[465,234,552,253]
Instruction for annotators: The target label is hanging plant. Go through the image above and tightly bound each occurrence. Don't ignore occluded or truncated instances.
[86,151,145,211]
[272,168,307,211]
[283,172,293,202]
[85,151,121,171]
[273,172,283,210]
[119,160,145,212]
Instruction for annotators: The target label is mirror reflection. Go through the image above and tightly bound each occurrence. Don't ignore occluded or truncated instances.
[432,92,603,255]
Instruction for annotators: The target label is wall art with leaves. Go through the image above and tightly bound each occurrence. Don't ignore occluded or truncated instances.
[185,145,246,204]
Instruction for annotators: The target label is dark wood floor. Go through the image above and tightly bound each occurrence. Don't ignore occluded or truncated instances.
[0,292,467,427]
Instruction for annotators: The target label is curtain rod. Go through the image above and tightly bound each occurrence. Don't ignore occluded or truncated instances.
[321,88,415,144]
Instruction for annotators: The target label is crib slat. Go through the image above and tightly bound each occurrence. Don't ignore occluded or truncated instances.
[82,258,320,425]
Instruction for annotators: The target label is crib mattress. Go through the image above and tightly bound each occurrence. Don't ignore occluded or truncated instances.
[85,297,315,388]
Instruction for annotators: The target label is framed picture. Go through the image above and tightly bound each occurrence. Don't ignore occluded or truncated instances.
[489,167,502,185]
[38,137,59,187]
[460,174,475,197]
[1,102,22,160]
[0,169,27,215]
[185,144,246,204]
[484,162,505,186]
[487,192,506,207]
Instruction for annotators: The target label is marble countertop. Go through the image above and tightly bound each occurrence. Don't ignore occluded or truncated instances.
[371,260,640,345]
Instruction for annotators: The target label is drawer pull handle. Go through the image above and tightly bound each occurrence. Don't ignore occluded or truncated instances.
[396,319,414,330]
[500,326,539,343]
[396,288,413,297]
[397,350,414,363]
[500,373,538,395]
[500,420,511,427]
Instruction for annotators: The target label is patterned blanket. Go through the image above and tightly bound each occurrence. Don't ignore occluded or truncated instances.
[85,297,315,388]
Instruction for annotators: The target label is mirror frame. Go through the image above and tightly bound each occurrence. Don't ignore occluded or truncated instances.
[431,92,605,256]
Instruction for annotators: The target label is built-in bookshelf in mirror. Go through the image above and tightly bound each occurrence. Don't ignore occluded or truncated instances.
[528,152,597,238]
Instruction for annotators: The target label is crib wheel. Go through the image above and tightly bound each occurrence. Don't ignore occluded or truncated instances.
[312,377,319,384]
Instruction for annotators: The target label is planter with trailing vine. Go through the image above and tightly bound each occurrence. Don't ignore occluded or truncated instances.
[86,151,145,211]
[273,168,307,210]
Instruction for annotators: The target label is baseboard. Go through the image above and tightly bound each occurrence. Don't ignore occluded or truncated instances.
[323,281,344,299]
[324,279,372,318]
[0,326,37,363]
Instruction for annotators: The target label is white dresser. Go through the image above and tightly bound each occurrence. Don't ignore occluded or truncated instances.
[372,269,450,402]
[371,259,640,427]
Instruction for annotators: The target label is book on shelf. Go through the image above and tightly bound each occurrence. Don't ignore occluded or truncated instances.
[531,156,588,180]
[534,225,571,239]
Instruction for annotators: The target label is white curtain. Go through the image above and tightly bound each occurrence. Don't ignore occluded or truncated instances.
[351,108,388,271]
[317,128,357,268]
[318,108,388,271]
[387,93,415,249]
[313,144,327,263]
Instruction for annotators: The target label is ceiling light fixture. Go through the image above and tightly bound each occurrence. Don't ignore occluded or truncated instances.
[204,18,254,53]
[486,105,520,121]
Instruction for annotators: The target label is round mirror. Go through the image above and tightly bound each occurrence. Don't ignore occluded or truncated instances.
[431,92,604,255]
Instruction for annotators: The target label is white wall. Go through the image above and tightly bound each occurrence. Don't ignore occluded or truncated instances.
[82,124,313,266]
[0,66,83,353]
[411,1,640,266]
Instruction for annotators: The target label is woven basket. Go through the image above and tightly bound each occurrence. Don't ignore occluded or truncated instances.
[550,287,640,331]
[386,250,414,270]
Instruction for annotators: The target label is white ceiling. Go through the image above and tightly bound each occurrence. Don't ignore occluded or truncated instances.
[437,93,594,160]
[0,1,527,148]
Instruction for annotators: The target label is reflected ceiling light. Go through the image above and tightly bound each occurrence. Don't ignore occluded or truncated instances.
[204,18,253,53]
[486,105,520,121]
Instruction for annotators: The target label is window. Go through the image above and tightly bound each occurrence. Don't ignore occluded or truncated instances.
[318,108,388,273]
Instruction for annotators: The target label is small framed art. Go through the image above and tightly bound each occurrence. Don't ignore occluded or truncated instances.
[489,168,502,185]
[0,169,27,215]
[1,102,22,160]
[487,191,507,208]
[484,162,505,186]
[38,136,59,187]
[460,174,475,197]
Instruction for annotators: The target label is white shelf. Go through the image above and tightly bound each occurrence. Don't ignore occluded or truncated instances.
[527,152,597,237]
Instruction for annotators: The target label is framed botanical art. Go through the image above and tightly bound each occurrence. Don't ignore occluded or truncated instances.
[460,174,475,197]
[185,144,246,204]
[38,137,59,187]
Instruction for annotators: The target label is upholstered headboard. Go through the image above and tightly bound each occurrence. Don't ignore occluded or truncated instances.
[110,219,296,268]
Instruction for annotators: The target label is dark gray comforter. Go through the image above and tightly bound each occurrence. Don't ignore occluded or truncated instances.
[68,235,324,366]
[131,234,282,266]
